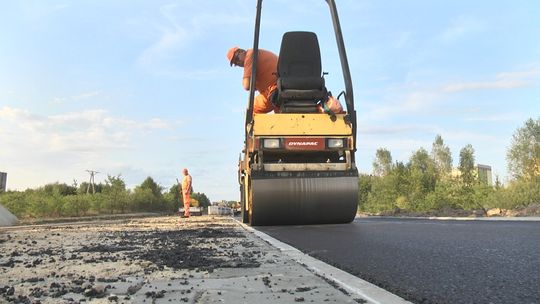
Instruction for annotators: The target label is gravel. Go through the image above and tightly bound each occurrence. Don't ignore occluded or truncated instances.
[0,215,363,303]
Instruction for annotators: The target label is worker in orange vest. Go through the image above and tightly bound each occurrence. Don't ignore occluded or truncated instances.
[227,47,279,114]
[180,168,192,218]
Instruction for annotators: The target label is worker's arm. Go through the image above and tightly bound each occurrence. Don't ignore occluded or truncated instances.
[187,176,192,192]
[242,77,250,91]
[242,51,252,91]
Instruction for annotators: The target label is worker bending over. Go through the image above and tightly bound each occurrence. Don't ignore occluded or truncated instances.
[181,168,192,218]
[227,47,279,114]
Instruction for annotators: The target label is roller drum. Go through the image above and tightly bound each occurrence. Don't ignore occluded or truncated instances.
[250,173,358,225]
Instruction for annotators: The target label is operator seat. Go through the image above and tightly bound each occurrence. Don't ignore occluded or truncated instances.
[276,31,328,113]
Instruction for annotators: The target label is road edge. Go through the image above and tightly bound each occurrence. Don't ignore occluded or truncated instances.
[358,215,540,222]
[235,219,411,304]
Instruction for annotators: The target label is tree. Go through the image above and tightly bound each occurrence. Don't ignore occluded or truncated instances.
[457,144,484,211]
[357,174,372,209]
[364,174,399,213]
[42,182,77,196]
[140,177,163,199]
[62,195,91,217]
[431,134,453,176]
[459,144,476,188]
[102,175,128,214]
[407,148,437,208]
[373,148,392,176]
[133,177,166,211]
[78,182,103,194]
[131,187,156,211]
[0,191,28,217]
[507,117,540,180]
[164,183,183,212]
[191,192,211,208]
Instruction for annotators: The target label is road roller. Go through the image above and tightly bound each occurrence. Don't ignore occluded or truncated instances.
[238,0,358,225]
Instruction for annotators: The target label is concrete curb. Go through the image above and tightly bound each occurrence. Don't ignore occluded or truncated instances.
[0,203,18,227]
[235,219,411,304]
[359,215,540,222]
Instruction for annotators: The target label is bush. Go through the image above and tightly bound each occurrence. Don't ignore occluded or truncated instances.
[0,191,28,218]
[0,176,213,219]
[62,195,91,217]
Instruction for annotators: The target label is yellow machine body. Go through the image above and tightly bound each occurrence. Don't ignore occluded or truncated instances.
[253,113,352,136]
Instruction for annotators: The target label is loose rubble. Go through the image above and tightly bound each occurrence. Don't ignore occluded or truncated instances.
[0,215,363,303]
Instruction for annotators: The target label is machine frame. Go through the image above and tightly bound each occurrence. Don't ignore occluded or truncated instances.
[238,0,358,225]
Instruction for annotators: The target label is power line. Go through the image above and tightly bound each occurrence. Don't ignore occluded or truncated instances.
[86,170,99,194]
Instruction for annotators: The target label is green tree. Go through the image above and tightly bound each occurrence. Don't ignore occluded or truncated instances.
[365,174,400,212]
[357,174,372,209]
[408,148,437,208]
[457,144,482,211]
[163,183,183,212]
[42,182,77,196]
[459,144,476,189]
[132,177,166,212]
[191,192,211,208]
[393,161,410,195]
[0,191,29,217]
[78,182,103,194]
[140,177,163,199]
[90,193,105,214]
[424,178,460,210]
[62,195,91,217]
[102,175,128,214]
[373,148,392,176]
[431,134,453,177]
[130,187,156,211]
[507,117,540,180]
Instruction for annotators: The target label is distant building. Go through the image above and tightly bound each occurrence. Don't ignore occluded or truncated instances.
[476,164,492,186]
[0,172,6,192]
[450,165,493,186]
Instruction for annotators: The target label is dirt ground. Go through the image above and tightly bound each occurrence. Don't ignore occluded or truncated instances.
[0,216,361,304]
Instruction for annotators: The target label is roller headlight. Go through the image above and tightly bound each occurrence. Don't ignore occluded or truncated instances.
[327,138,345,148]
[263,138,281,149]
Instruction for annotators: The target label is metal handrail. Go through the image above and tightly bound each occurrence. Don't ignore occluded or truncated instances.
[326,0,356,153]
[245,0,263,138]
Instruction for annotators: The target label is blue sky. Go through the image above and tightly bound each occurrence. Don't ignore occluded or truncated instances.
[1,0,539,201]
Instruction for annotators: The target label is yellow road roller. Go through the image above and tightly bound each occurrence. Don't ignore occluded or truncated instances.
[238,0,358,225]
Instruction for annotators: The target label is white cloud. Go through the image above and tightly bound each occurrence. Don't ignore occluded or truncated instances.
[136,4,190,67]
[135,2,250,75]
[443,66,540,93]
[360,89,440,121]
[464,113,520,122]
[359,123,436,136]
[0,106,181,191]
[51,90,102,105]
[152,68,228,80]
[443,79,529,92]
[443,130,502,143]
[0,106,171,153]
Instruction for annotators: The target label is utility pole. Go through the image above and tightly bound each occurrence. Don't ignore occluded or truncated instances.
[86,170,99,194]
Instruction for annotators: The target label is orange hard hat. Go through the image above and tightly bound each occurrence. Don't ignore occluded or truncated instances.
[227,47,240,66]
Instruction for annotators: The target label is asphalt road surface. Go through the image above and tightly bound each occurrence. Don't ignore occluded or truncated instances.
[257,217,540,304]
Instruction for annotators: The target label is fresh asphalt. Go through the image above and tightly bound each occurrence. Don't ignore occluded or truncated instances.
[256,217,540,304]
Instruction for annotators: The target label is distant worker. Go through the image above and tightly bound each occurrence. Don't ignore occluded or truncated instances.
[180,168,192,218]
[227,47,279,114]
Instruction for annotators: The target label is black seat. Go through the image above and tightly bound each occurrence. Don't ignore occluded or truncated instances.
[276,31,328,113]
